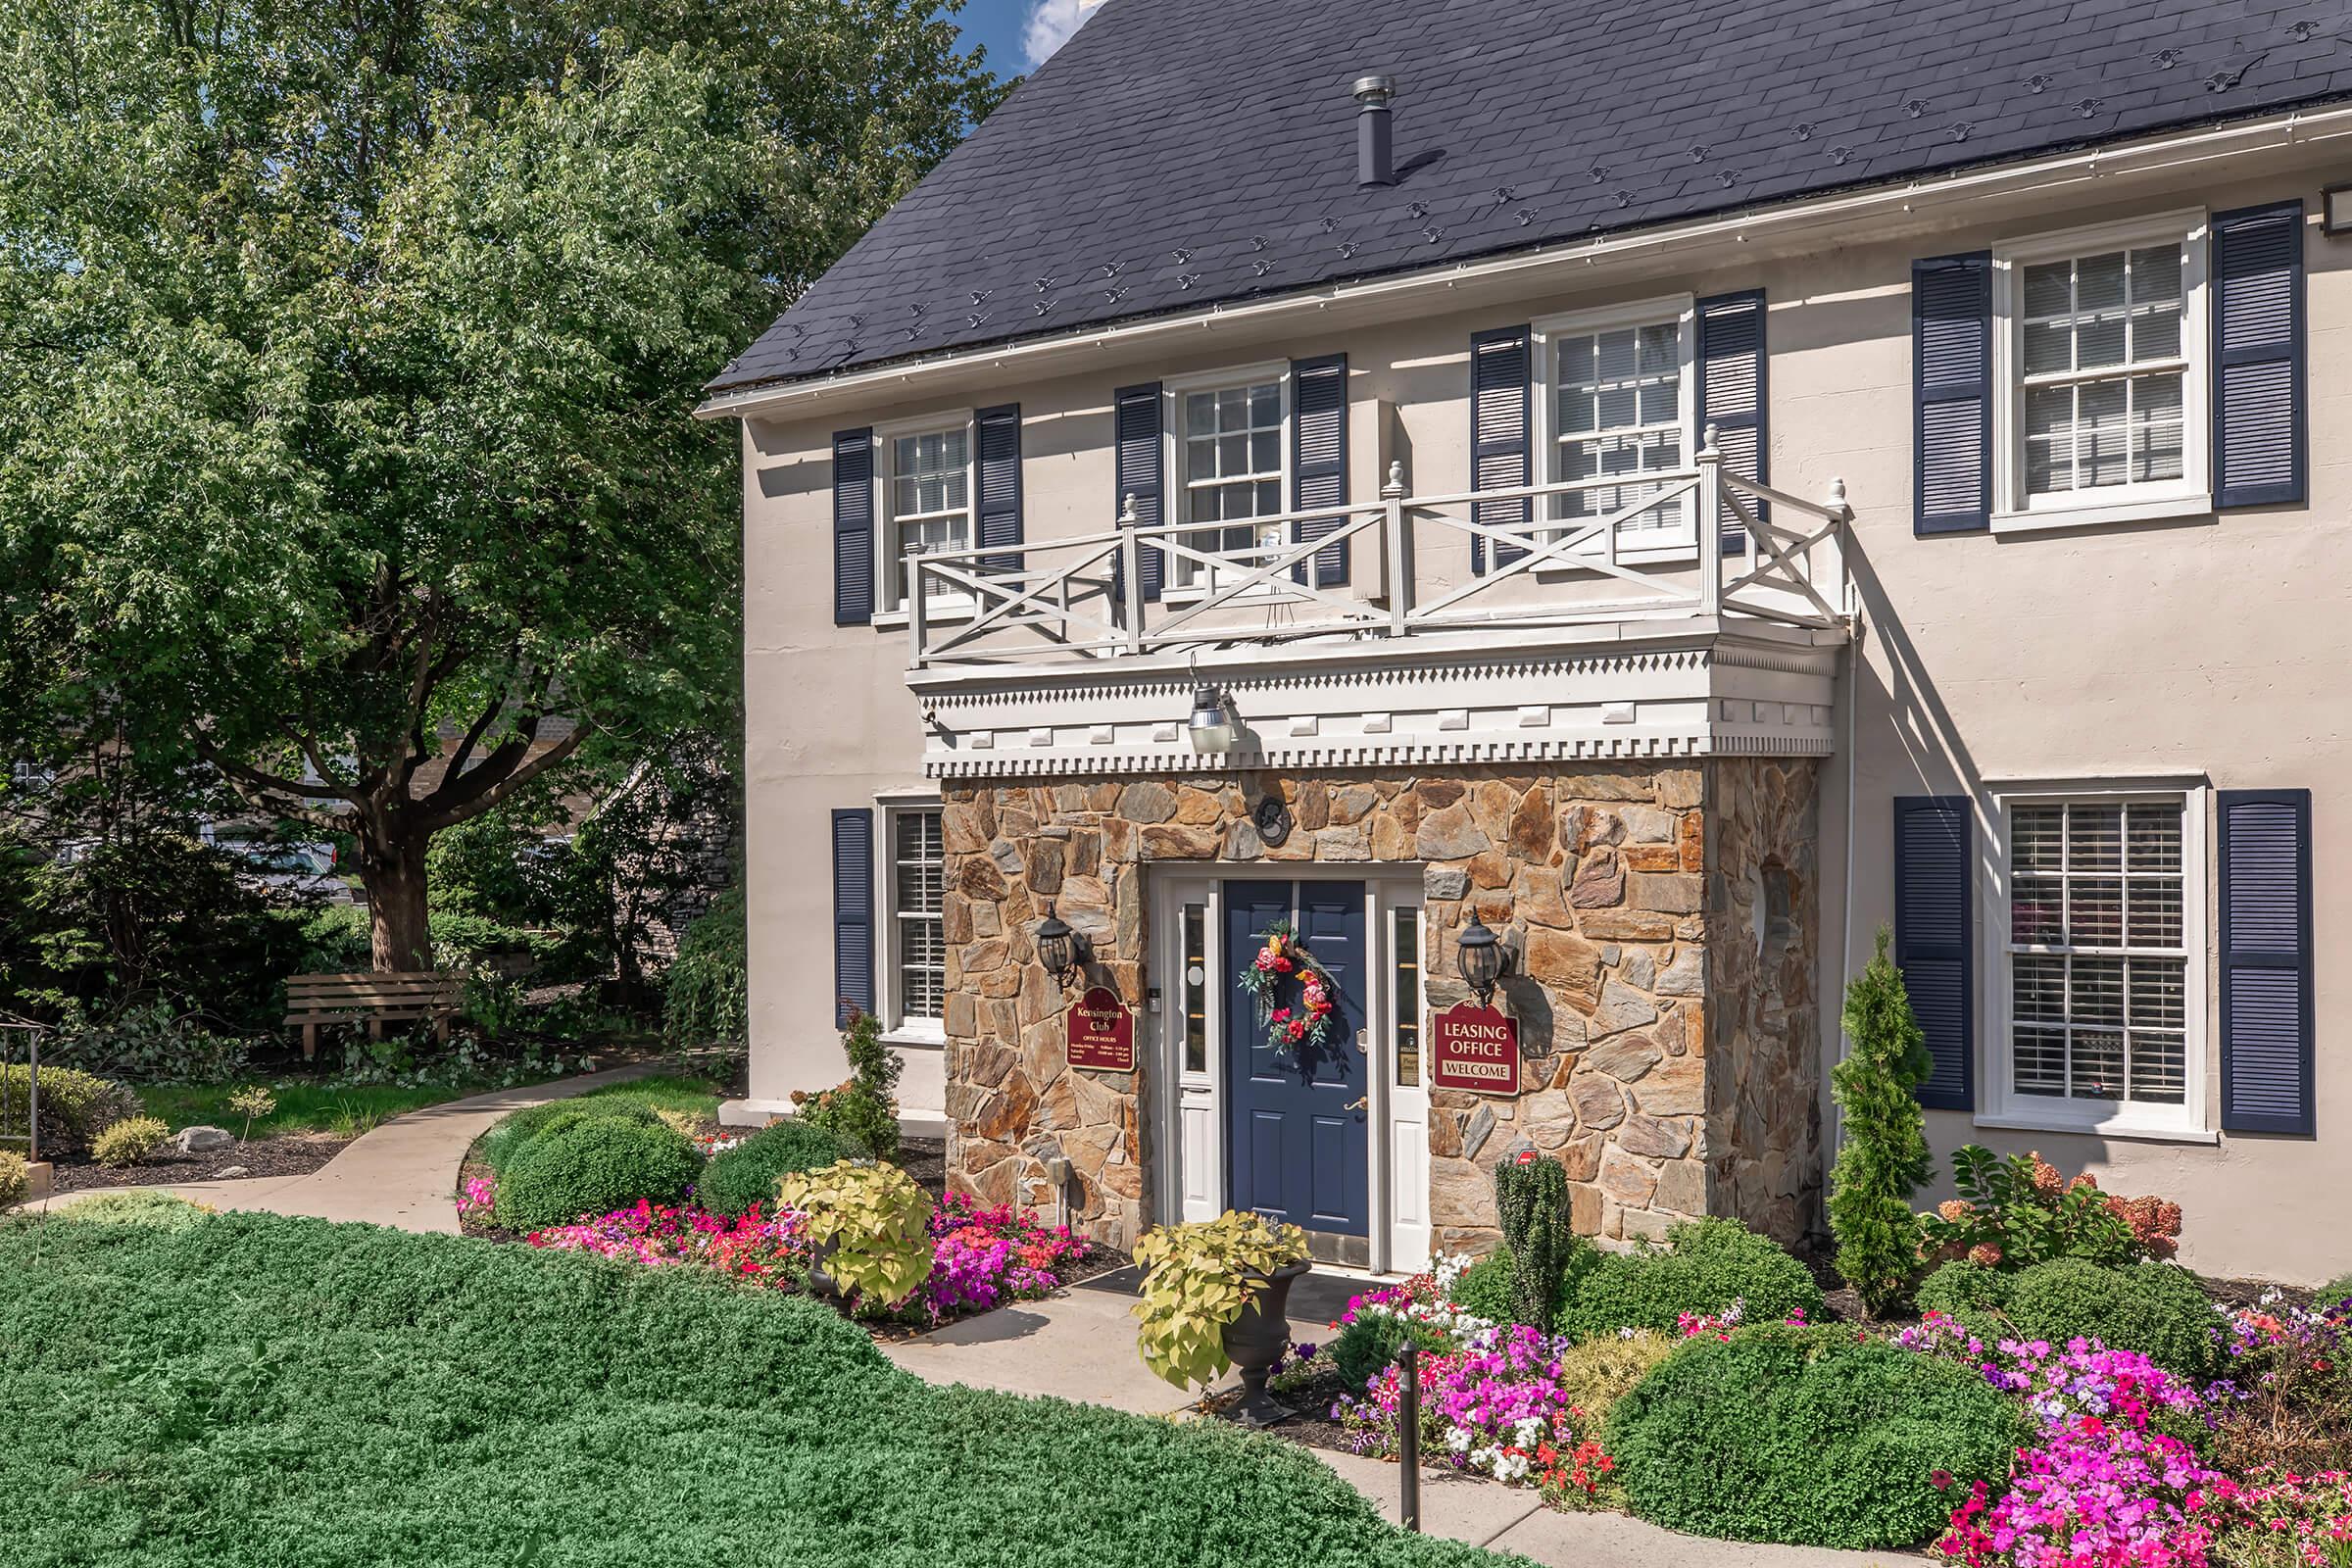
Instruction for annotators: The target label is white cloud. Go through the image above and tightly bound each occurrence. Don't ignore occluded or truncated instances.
[1022,0,1109,67]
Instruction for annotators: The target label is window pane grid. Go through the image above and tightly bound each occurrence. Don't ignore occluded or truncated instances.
[1549,320,1688,542]
[894,809,945,1021]
[887,426,971,606]
[2018,245,2186,500]
[1178,378,1284,584]
[2007,800,2187,1107]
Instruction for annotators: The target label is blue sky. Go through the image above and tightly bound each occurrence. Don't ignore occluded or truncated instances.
[946,0,1105,75]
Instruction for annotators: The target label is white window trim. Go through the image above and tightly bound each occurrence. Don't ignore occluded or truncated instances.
[878,798,947,1042]
[872,411,976,617]
[1159,361,1291,602]
[1531,293,1699,570]
[1977,778,2215,1143]
[1989,210,2211,535]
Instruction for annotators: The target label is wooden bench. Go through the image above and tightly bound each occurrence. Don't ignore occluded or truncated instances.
[285,972,464,1060]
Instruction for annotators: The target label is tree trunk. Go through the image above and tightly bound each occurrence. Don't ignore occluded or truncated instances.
[358,828,433,972]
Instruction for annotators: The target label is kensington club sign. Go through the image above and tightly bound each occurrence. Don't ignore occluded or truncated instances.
[1429,1003,1520,1095]
[1065,986,1136,1072]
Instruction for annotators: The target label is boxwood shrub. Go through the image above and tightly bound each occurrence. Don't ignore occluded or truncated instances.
[1605,1324,2023,1548]
[697,1118,853,1219]
[1914,1258,2013,1339]
[479,1098,661,1175]
[2004,1257,2218,1379]
[0,1209,1499,1567]
[0,1063,138,1158]
[1562,1217,1825,1340]
[1331,1313,1450,1396]
[1450,1250,1516,1325]
[493,1117,701,1232]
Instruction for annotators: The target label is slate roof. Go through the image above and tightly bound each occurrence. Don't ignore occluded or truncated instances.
[708,0,2352,396]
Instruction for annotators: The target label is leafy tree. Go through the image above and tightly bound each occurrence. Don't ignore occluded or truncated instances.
[0,1,1004,969]
[1828,928,1936,1316]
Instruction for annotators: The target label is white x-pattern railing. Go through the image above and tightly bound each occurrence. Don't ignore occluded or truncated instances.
[906,426,1851,668]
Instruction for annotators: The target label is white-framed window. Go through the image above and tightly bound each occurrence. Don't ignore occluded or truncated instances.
[876,415,973,611]
[885,805,946,1031]
[1165,364,1287,591]
[1983,783,2209,1139]
[1533,295,1697,559]
[1992,212,2210,532]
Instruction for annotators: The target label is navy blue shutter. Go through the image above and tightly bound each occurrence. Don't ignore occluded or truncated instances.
[1113,382,1164,603]
[1290,354,1349,587]
[975,404,1023,574]
[1696,290,1768,552]
[831,808,875,1026]
[1894,797,1975,1110]
[1469,325,1532,572]
[2219,789,2315,1135]
[1912,254,1992,536]
[832,428,874,625]
[2212,202,2307,510]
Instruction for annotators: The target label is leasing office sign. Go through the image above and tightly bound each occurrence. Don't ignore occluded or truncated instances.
[1428,1004,1520,1095]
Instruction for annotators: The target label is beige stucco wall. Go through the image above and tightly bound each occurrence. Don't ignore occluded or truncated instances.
[741,137,2352,1280]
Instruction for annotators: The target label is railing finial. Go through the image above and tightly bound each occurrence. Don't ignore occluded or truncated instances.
[1383,460,1407,499]
[1827,476,1850,518]
[1118,492,1139,525]
[1699,421,1722,457]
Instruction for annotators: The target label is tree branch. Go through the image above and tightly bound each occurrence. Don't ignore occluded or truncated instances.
[416,724,584,832]
[195,739,354,833]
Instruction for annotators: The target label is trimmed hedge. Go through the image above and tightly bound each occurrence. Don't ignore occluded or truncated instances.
[1450,1250,1516,1325]
[2004,1257,2218,1380]
[1332,1313,1450,1396]
[1605,1324,2023,1549]
[0,1209,1502,1568]
[1914,1258,2013,1340]
[479,1098,662,1175]
[1562,1218,1825,1340]
[493,1117,702,1232]
[697,1119,852,1220]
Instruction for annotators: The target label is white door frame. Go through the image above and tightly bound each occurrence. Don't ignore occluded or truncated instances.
[1148,865,1426,1275]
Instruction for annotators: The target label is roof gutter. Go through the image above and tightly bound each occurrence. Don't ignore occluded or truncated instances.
[696,103,2352,423]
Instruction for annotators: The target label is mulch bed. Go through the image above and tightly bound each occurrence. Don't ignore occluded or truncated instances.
[50,1132,352,1194]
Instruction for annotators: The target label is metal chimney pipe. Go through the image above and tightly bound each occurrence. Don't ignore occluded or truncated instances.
[1353,74,1396,187]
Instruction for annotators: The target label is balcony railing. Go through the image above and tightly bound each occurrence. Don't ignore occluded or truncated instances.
[906,426,1851,669]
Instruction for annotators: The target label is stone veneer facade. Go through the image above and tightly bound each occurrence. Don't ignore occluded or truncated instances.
[939,759,1822,1254]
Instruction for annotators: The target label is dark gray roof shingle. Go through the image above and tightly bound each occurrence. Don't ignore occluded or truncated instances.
[708,0,2352,395]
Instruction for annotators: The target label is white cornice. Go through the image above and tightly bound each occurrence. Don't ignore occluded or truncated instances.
[698,104,2352,423]
[912,617,1846,781]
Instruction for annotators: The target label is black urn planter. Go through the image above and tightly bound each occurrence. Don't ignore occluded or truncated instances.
[1221,1259,1310,1427]
[806,1237,842,1299]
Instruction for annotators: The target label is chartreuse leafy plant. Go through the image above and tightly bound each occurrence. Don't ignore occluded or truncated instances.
[0,1151,23,1208]
[1133,1209,1311,1391]
[776,1159,935,1308]
[0,1,1003,970]
[0,1210,1503,1568]
[1828,928,1935,1316]
[90,1115,170,1168]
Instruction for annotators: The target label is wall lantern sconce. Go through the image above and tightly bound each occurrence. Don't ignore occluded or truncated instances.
[1035,903,1089,989]
[1456,910,1514,1009]
[1185,650,1241,756]
[2326,181,2352,238]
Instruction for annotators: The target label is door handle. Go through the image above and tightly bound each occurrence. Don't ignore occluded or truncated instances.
[1345,1096,1369,1111]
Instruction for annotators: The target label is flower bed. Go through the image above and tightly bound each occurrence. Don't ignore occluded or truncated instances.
[458,1171,1098,1332]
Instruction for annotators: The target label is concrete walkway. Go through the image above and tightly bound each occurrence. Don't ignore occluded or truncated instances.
[884,1283,1909,1568]
[34,1064,657,1231]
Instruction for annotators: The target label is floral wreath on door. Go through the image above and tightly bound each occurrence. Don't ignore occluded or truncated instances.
[1237,920,1341,1057]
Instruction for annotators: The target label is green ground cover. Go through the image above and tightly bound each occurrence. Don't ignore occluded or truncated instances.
[0,1205,1505,1568]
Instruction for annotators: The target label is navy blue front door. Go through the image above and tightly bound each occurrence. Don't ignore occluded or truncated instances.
[1224,880,1369,1239]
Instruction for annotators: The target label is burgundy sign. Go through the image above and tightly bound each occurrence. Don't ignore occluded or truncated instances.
[1429,1003,1520,1095]
[1066,986,1136,1072]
